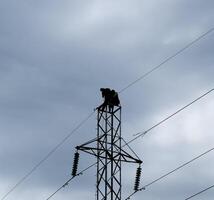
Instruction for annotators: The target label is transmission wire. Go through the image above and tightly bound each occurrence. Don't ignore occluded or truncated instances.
[46,163,95,200]
[0,111,95,200]
[125,147,214,200]
[119,27,214,93]
[128,88,214,145]
[185,184,214,200]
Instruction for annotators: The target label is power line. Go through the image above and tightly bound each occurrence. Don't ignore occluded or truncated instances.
[119,27,214,93]
[46,162,96,200]
[45,88,214,200]
[2,26,214,200]
[185,184,214,200]
[0,111,95,200]
[121,137,141,160]
[125,147,214,200]
[127,88,214,145]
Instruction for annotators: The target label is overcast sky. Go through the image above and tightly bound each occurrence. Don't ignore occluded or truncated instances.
[0,0,214,200]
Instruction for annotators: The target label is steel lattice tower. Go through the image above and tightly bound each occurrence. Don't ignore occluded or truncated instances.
[75,105,142,200]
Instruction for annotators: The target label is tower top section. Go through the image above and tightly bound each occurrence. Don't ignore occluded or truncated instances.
[96,88,120,111]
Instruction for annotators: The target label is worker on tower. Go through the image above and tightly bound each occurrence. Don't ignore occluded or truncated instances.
[96,88,120,111]
[110,89,120,106]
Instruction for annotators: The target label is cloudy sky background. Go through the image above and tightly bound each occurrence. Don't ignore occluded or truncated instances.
[0,0,214,199]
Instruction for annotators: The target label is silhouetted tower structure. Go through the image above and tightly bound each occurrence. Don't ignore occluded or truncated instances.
[72,89,142,200]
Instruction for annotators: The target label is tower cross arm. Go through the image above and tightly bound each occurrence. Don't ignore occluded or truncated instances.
[76,145,142,164]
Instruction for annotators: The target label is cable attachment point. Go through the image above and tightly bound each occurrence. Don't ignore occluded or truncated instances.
[134,165,142,191]
[71,151,80,177]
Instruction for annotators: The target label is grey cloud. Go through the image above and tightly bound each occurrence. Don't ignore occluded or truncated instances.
[0,0,214,200]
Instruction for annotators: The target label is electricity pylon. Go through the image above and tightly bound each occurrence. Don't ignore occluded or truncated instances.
[72,105,142,200]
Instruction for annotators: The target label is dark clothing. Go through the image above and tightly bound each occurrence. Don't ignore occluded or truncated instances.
[97,88,120,111]
[110,90,120,106]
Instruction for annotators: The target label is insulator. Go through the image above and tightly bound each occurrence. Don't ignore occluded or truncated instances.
[134,166,142,191]
[71,152,80,176]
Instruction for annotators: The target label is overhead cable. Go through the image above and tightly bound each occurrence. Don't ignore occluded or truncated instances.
[119,27,214,93]
[128,88,214,145]
[0,111,95,200]
[125,147,214,200]
[46,163,95,200]
[185,184,214,200]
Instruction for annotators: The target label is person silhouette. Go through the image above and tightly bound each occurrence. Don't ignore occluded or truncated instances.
[96,88,120,111]
[110,89,120,107]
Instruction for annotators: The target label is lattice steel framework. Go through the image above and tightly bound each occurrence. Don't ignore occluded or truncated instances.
[76,105,142,200]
